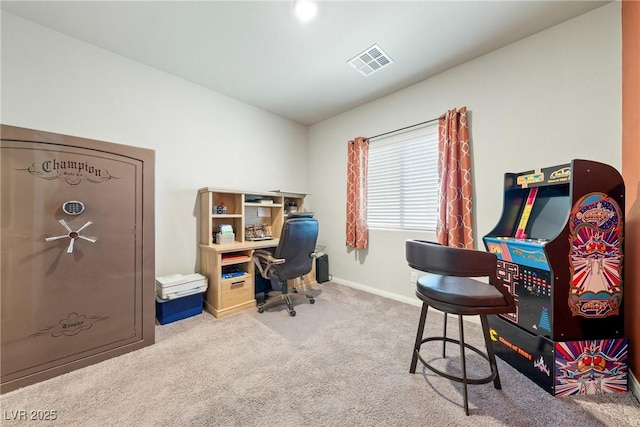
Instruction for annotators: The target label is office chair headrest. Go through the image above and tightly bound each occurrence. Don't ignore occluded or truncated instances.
[288,212,314,219]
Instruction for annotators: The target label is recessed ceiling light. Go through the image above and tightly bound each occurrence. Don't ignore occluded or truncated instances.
[293,0,318,22]
[347,44,394,76]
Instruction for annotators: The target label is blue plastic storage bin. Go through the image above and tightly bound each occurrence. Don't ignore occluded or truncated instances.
[155,292,204,325]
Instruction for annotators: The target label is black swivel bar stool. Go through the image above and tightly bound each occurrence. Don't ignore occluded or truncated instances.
[405,239,516,415]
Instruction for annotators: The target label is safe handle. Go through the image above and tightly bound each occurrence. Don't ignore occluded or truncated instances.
[45,219,97,254]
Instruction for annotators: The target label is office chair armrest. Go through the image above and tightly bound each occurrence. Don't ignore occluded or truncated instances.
[253,249,285,265]
[253,249,285,279]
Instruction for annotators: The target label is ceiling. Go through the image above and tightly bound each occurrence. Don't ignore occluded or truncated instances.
[1,0,610,125]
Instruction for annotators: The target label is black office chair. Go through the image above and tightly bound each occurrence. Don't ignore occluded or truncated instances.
[405,239,516,415]
[253,212,319,316]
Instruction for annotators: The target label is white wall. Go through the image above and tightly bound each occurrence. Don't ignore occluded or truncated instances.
[307,3,622,303]
[1,13,309,277]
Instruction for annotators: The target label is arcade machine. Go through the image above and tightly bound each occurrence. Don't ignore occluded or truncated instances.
[483,159,627,396]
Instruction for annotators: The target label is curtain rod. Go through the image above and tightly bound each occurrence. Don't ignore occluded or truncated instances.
[367,111,459,141]
[367,117,439,141]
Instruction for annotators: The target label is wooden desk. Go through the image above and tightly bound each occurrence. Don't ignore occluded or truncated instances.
[198,188,313,318]
[200,241,277,318]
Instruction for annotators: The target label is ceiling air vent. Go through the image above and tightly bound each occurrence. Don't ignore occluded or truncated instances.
[348,44,393,76]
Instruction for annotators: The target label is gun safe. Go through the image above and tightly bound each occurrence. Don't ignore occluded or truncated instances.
[1,125,155,393]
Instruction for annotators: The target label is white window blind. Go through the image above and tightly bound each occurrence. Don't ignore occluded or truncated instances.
[367,123,439,231]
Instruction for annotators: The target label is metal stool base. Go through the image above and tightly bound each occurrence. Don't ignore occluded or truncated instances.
[410,304,502,416]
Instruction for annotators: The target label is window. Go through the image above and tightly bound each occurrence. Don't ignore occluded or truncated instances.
[367,124,439,231]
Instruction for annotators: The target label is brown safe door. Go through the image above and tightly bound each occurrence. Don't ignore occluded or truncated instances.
[1,126,155,393]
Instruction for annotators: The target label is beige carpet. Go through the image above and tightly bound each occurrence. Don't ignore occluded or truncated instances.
[2,282,639,426]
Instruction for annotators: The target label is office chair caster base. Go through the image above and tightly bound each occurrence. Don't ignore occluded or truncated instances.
[256,289,314,315]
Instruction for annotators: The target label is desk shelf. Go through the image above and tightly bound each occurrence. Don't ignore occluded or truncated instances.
[244,202,283,208]
[220,254,252,266]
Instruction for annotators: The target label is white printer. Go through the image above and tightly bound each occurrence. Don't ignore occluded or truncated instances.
[156,273,207,300]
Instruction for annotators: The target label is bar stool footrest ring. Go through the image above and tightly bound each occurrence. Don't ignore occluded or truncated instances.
[415,336,498,385]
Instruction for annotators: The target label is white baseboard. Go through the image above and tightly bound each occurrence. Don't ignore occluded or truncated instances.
[330,277,640,398]
[331,276,421,307]
[331,276,484,324]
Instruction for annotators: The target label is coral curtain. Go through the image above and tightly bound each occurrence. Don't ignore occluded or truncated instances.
[437,107,474,248]
[346,136,369,249]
